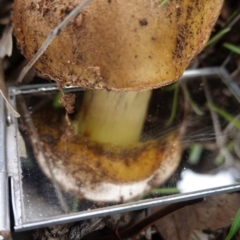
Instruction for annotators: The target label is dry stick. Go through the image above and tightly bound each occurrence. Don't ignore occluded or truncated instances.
[94,198,203,240]
[222,114,240,160]
[17,0,93,84]
[231,64,240,79]
[225,8,240,30]
[221,52,233,67]
[145,208,152,240]
[202,77,234,166]
[178,79,191,149]
[222,114,240,142]
[0,59,20,117]
[0,25,20,117]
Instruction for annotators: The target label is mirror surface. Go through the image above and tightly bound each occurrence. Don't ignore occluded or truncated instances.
[8,68,240,228]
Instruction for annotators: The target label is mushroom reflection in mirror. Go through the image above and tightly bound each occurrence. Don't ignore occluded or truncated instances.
[32,108,182,202]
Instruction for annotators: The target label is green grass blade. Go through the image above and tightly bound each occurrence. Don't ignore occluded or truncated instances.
[149,187,180,195]
[223,42,240,55]
[165,83,179,127]
[53,91,64,108]
[158,0,170,7]
[214,141,235,165]
[188,143,203,165]
[225,8,240,26]
[206,27,231,47]
[207,103,240,130]
[140,187,179,199]
[183,82,204,116]
[162,82,178,91]
[72,197,79,212]
[225,209,240,240]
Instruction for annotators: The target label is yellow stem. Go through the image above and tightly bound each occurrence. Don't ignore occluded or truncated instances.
[76,89,151,147]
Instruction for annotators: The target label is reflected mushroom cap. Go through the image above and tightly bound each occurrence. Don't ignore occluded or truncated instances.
[13,0,223,91]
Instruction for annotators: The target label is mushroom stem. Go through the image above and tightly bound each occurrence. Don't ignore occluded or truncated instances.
[76,89,152,147]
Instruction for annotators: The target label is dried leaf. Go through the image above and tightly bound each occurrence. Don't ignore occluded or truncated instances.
[0,25,13,58]
[154,206,196,240]
[195,193,240,230]
[0,89,20,118]
[153,193,240,240]
[0,25,19,117]
[0,59,20,117]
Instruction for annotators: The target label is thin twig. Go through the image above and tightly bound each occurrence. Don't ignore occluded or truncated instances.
[202,77,234,165]
[0,25,20,117]
[0,59,20,117]
[225,8,240,29]
[17,0,93,84]
[94,198,203,240]
[221,52,233,67]
[145,208,152,240]
[231,64,240,79]
[222,114,240,160]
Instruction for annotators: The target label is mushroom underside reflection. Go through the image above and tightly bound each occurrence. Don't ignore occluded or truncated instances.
[31,109,182,202]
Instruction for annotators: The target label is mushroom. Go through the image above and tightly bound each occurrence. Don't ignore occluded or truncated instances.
[13,0,224,202]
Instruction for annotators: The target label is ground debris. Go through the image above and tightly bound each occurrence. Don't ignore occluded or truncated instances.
[33,218,105,240]
[153,192,240,240]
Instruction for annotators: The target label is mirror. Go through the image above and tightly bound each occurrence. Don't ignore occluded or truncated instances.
[7,68,240,230]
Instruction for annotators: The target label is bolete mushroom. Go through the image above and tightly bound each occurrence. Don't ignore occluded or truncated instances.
[13,0,223,202]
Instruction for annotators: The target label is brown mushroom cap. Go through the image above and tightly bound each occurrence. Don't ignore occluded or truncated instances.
[13,0,223,91]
